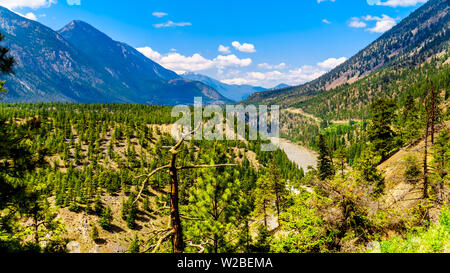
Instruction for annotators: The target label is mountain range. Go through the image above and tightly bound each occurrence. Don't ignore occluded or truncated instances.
[245,0,449,106]
[181,72,290,101]
[0,7,231,105]
[181,72,272,101]
[0,0,448,107]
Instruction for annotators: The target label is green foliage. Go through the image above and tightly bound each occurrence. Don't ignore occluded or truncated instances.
[397,93,422,145]
[0,32,14,76]
[90,224,99,242]
[271,193,332,253]
[128,234,140,253]
[432,129,450,179]
[268,162,287,220]
[98,206,113,230]
[403,154,421,184]
[367,98,397,162]
[380,206,450,253]
[355,150,384,195]
[0,39,67,252]
[252,225,271,253]
[185,160,242,253]
[121,194,137,230]
[317,134,334,180]
[335,146,347,176]
[254,174,272,227]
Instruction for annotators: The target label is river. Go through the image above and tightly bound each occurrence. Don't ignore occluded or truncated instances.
[270,137,318,172]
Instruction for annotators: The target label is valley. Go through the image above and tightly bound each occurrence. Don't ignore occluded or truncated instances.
[0,0,449,255]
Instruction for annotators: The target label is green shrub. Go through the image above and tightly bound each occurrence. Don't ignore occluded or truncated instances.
[380,207,450,253]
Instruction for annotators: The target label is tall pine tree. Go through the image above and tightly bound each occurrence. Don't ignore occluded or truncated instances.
[317,134,334,180]
[367,98,396,162]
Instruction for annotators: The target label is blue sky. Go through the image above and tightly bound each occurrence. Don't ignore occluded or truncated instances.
[2,0,428,88]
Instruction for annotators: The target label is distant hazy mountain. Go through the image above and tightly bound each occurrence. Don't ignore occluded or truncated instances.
[181,72,268,101]
[0,8,230,105]
[245,0,449,105]
[272,83,290,90]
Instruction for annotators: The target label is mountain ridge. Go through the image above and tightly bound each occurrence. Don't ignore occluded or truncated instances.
[181,72,269,101]
[0,8,231,105]
[244,0,449,106]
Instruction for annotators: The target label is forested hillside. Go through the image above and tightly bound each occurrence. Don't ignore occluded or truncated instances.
[0,0,449,254]
[0,103,304,253]
[245,0,449,106]
[1,92,447,253]
[0,7,230,105]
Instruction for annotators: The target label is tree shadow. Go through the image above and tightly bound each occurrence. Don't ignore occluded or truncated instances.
[105,224,125,233]
[93,238,107,245]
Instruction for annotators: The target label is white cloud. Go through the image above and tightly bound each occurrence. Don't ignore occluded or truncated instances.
[232,41,256,53]
[0,0,56,9]
[154,20,192,28]
[322,19,331,24]
[137,47,212,73]
[136,46,162,61]
[258,62,286,70]
[23,11,37,20]
[221,65,326,88]
[367,0,427,7]
[158,53,214,74]
[349,17,367,28]
[218,45,230,54]
[213,54,252,69]
[137,47,252,74]
[317,57,347,69]
[349,14,397,33]
[364,14,397,33]
[317,0,335,3]
[152,11,168,18]
[11,10,38,20]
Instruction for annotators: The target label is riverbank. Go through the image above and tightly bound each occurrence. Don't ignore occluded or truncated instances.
[270,137,318,172]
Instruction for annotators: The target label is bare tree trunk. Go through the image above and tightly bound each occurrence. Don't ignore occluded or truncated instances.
[34,213,39,244]
[263,201,267,227]
[133,125,236,254]
[430,84,436,145]
[169,151,184,253]
[246,220,250,252]
[213,234,218,254]
[423,120,429,199]
[275,189,281,225]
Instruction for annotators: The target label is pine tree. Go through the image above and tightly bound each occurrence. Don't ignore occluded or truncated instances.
[0,38,52,251]
[143,196,150,211]
[254,174,272,227]
[356,149,384,195]
[399,93,421,145]
[431,130,449,203]
[253,225,271,253]
[91,225,99,242]
[93,195,103,214]
[128,235,140,253]
[424,79,443,144]
[0,33,14,77]
[402,93,416,123]
[268,163,286,225]
[335,147,347,177]
[186,162,239,253]
[98,206,113,230]
[317,134,334,180]
[367,98,397,162]
[126,206,137,229]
